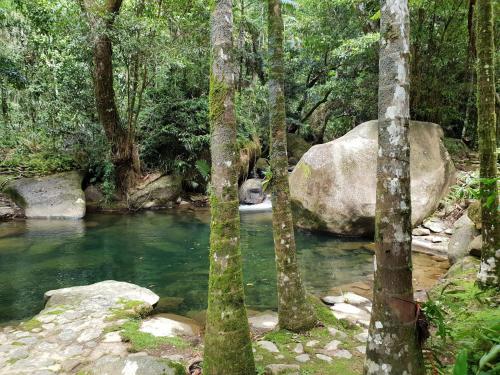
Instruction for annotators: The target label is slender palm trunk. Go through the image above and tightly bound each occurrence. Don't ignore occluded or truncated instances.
[476,0,499,288]
[203,1,255,374]
[365,1,425,374]
[267,0,316,332]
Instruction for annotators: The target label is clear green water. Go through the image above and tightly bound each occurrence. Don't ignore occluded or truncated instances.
[0,210,374,324]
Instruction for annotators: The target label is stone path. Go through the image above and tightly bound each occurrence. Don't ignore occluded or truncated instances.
[0,281,181,375]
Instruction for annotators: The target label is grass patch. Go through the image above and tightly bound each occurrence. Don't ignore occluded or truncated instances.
[120,319,190,352]
[6,358,19,365]
[11,341,25,346]
[264,330,296,345]
[19,318,42,331]
[105,299,152,322]
[46,309,65,315]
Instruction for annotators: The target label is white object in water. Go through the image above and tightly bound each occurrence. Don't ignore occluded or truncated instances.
[239,197,272,212]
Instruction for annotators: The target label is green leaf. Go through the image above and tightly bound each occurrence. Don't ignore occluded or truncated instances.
[453,350,468,375]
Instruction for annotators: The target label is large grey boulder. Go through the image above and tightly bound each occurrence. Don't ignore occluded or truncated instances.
[239,178,265,205]
[5,171,85,219]
[129,175,181,209]
[289,121,456,236]
[448,214,477,264]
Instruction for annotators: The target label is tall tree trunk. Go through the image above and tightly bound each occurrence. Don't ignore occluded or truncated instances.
[476,0,499,288]
[1,85,9,126]
[463,0,477,144]
[203,1,255,374]
[267,0,316,332]
[365,1,425,374]
[81,0,141,193]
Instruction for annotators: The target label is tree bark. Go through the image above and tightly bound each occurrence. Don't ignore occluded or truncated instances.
[267,0,316,332]
[476,0,499,288]
[365,1,425,374]
[463,0,477,144]
[81,0,141,193]
[203,1,255,374]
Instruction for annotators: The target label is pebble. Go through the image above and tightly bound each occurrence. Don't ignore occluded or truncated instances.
[293,343,304,354]
[333,349,352,359]
[324,340,341,351]
[257,340,280,353]
[306,340,319,347]
[316,353,332,362]
[295,354,310,363]
[328,327,347,338]
[356,345,366,354]
[355,330,369,343]
[412,227,431,236]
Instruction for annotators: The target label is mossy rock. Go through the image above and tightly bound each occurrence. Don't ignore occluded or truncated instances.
[443,138,471,160]
[287,133,311,163]
[467,200,482,229]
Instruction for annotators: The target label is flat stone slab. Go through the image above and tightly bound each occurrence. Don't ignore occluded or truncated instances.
[0,280,161,374]
[139,314,200,337]
[248,311,278,333]
[90,355,180,375]
[44,280,160,308]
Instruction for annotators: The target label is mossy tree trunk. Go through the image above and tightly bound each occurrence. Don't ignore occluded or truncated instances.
[475,0,499,288]
[364,1,425,374]
[267,0,316,332]
[80,0,141,193]
[203,1,256,374]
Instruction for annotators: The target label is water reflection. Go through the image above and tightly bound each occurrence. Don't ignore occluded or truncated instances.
[0,210,374,323]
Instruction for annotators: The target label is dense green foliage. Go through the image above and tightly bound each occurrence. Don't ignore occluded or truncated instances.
[0,0,498,184]
[425,258,500,374]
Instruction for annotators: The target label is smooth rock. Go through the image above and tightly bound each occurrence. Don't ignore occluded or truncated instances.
[5,171,86,219]
[328,327,347,339]
[44,280,159,308]
[305,340,319,347]
[468,235,482,257]
[356,345,366,354]
[333,349,352,359]
[295,354,310,363]
[293,343,304,354]
[139,314,200,337]
[258,340,280,353]
[423,219,446,233]
[239,179,265,205]
[412,227,431,236]
[355,330,368,343]
[248,311,278,332]
[128,175,182,209]
[290,120,455,235]
[448,214,477,264]
[324,340,341,351]
[102,331,122,343]
[424,236,444,243]
[89,355,180,375]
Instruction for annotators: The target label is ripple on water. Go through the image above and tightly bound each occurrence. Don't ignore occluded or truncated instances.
[0,210,447,323]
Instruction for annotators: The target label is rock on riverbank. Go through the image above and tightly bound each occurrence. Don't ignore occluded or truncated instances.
[289,120,456,236]
[4,171,85,219]
[0,281,185,375]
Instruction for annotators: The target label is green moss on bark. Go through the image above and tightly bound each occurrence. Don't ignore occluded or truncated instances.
[203,1,255,373]
[268,0,316,333]
[475,0,499,288]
